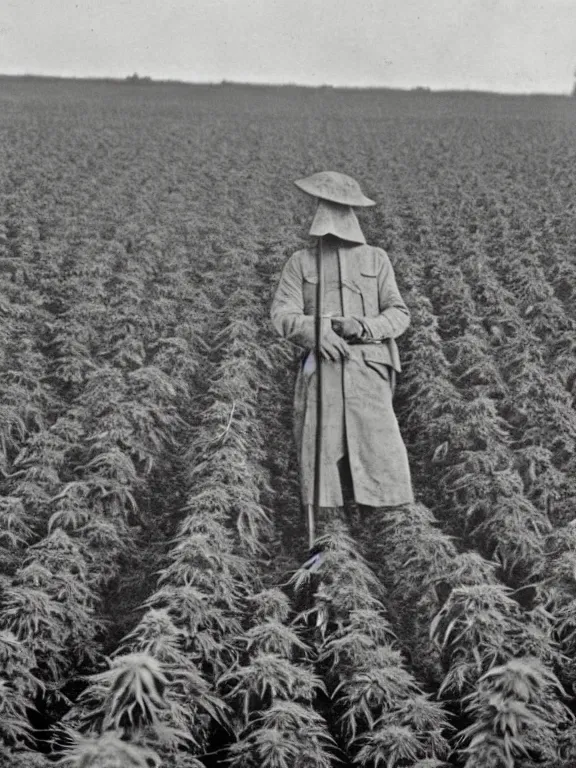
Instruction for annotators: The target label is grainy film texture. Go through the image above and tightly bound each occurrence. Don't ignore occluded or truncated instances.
[1,78,576,767]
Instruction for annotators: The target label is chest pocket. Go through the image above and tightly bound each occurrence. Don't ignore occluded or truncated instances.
[302,271,352,314]
[303,266,380,315]
[358,266,380,316]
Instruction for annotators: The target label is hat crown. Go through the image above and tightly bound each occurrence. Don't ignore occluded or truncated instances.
[294,171,375,207]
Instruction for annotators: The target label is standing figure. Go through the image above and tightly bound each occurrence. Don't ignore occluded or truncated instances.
[270,171,414,530]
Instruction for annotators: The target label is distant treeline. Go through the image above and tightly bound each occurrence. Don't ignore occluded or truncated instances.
[0,72,571,97]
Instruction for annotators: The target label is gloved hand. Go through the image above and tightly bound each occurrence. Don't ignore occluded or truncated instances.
[319,327,350,361]
[331,317,364,341]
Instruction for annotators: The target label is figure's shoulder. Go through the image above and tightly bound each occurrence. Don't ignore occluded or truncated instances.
[284,247,315,273]
[349,243,390,273]
[290,246,314,261]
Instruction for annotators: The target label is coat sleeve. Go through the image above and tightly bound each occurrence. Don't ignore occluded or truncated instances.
[270,253,316,348]
[358,251,410,340]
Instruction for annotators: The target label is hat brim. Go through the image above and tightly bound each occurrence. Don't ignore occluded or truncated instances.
[294,177,376,207]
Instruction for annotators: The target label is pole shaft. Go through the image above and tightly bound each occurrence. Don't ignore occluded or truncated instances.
[312,236,324,549]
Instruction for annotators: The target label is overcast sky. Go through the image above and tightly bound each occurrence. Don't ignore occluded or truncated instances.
[1,0,575,93]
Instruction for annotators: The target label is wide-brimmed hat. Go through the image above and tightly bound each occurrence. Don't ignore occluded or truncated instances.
[294,171,375,207]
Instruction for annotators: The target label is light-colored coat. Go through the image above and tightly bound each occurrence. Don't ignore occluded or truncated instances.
[271,239,414,508]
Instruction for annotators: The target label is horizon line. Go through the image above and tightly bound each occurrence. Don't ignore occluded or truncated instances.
[0,72,571,98]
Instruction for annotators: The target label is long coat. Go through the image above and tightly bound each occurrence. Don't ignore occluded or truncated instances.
[271,239,414,508]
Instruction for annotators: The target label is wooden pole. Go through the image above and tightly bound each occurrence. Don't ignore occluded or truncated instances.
[311,234,324,550]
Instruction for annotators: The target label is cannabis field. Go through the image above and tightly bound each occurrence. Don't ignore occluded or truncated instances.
[1,77,576,768]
